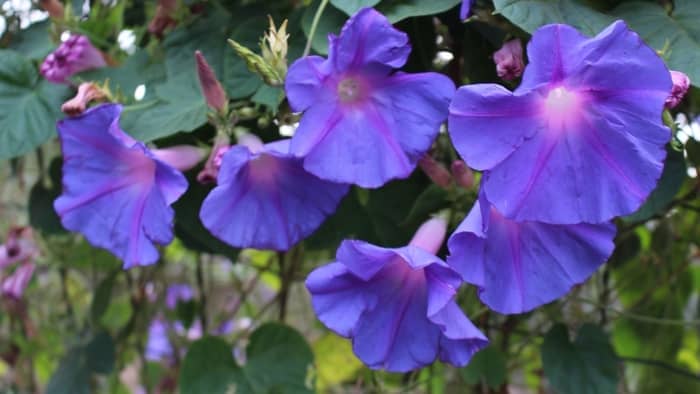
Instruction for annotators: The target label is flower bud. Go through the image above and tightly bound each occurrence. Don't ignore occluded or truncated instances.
[261,16,289,78]
[39,0,64,20]
[40,35,107,84]
[418,155,451,189]
[2,263,35,300]
[493,39,524,81]
[151,145,206,171]
[409,216,448,255]
[665,70,690,109]
[195,51,228,113]
[197,134,231,184]
[148,0,178,37]
[450,160,474,189]
[460,0,474,20]
[61,82,108,116]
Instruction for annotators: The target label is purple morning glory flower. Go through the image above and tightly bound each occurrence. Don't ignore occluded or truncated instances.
[145,318,175,362]
[199,135,348,251]
[54,104,188,269]
[40,35,107,84]
[449,21,672,224]
[447,193,616,314]
[285,8,455,188]
[306,217,488,372]
[460,0,474,20]
[165,283,194,310]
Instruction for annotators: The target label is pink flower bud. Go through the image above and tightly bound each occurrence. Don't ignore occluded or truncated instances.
[409,216,448,255]
[418,155,452,189]
[61,82,107,116]
[493,39,524,81]
[665,70,690,109]
[39,0,64,19]
[195,51,228,113]
[40,35,107,84]
[151,145,206,171]
[148,0,178,37]
[197,134,231,184]
[450,160,474,189]
[2,262,35,300]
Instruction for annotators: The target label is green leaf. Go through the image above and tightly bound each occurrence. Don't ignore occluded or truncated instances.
[613,0,700,87]
[623,147,686,222]
[460,346,507,389]
[180,337,240,394]
[313,334,362,391]
[84,331,116,374]
[302,0,348,55]
[77,49,166,100]
[401,184,449,227]
[46,331,116,394]
[90,272,117,325]
[119,74,207,142]
[0,50,71,160]
[493,0,613,36]
[180,324,315,394]
[241,323,315,394]
[28,158,66,235]
[330,0,381,16]
[163,6,265,100]
[251,84,283,113]
[541,324,618,394]
[377,0,463,23]
[686,138,700,166]
[9,20,54,60]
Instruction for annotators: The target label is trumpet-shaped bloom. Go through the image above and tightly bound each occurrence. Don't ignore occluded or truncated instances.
[200,137,348,251]
[447,194,616,314]
[449,21,672,224]
[40,35,107,83]
[285,8,455,188]
[165,283,194,309]
[54,104,188,269]
[306,218,488,372]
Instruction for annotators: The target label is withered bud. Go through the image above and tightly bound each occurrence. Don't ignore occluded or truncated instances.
[61,82,108,116]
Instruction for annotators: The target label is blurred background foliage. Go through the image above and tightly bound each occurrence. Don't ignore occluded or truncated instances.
[0,0,699,393]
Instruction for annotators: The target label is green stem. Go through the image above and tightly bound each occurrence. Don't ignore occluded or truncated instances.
[303,0,330,57]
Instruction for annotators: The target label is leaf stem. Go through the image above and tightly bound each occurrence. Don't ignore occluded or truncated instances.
[303,0,330,57]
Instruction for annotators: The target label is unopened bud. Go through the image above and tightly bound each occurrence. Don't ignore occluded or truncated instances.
[665,70,690,109]
[493,39,524,81]
[197,134,231,184]
[451,160,474,189]
[151,145,206,171]
[419,155,451,189]
[148,0,178,37]
[61,82,108,116]
[229,39,284,86]
[196,51,228,113]
[39,0,64,19]
[2,263,35,300]
[261,16,289,78]
[409,216,448,255]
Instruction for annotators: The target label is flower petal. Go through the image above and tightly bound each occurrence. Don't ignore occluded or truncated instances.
[448,84,540,170]
[331,8,411,72]
[200,143,348,250]
[285,56,333,112]
[448,198,616,314]
[54,104,187,268]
